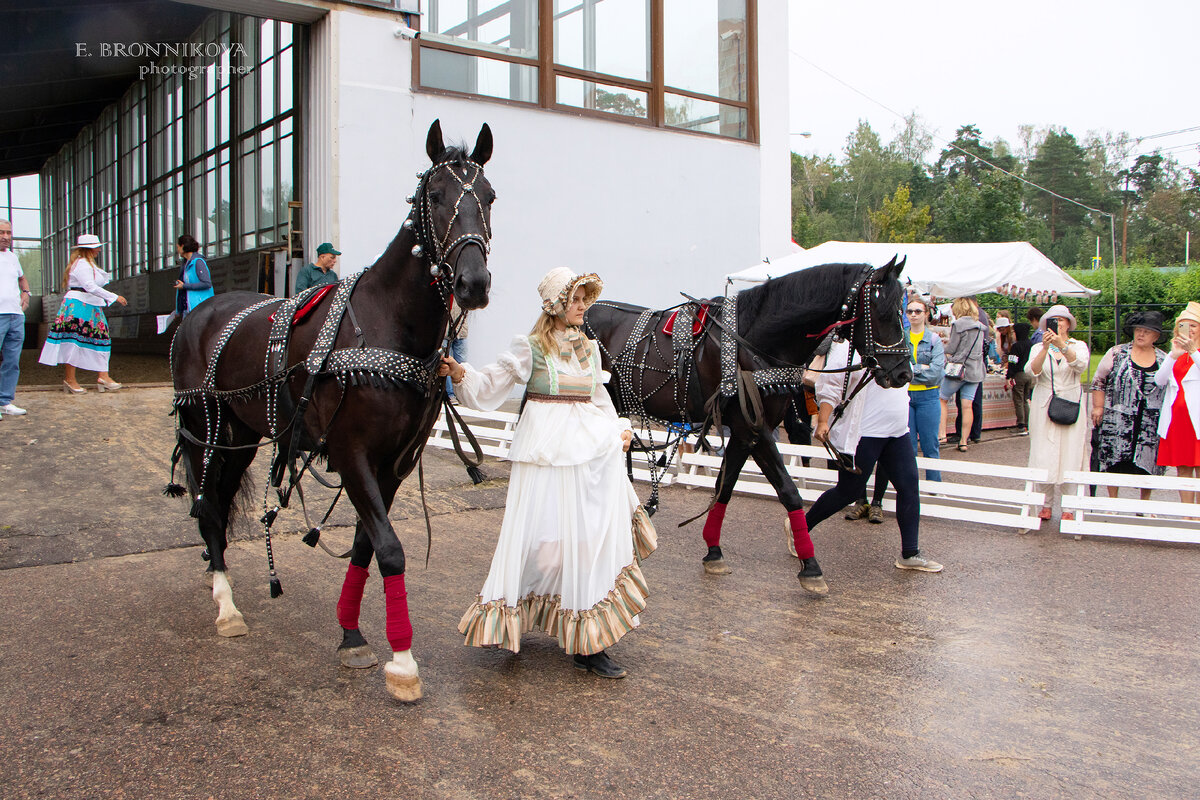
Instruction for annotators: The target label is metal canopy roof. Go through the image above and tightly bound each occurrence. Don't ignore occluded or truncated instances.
[0,1,221,178]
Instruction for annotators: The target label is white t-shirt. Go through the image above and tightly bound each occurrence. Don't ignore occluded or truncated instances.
[815,339,910,455]
[0,250,23,315]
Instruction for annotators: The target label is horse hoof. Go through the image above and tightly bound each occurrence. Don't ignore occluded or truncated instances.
[798,573,828,594]
[339,645,379,669]
[785,519,798,558]
[216,613,249,637]
[703,558,732,575]
[384,664,423,703]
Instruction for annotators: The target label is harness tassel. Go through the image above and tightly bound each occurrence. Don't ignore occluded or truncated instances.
[466,465,485,485]
[303,527,322,547]
[163,440,186,497]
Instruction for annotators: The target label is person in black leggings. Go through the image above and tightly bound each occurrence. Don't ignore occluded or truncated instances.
[808,338,943,573]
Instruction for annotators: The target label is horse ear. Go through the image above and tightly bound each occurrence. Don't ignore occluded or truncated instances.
[893,255,907,278]
[871,255,898,282]
[471,123,493,166]
[426,119,445,162]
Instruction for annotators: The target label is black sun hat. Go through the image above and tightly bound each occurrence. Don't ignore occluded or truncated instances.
[1123,310,1168,344]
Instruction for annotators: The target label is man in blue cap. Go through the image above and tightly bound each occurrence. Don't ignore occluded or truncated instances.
[295,242,341,293]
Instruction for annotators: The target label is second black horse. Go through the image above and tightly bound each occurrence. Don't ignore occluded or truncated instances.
[584,258,912,593]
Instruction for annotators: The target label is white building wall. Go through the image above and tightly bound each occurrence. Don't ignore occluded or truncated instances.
[324,6,790,368]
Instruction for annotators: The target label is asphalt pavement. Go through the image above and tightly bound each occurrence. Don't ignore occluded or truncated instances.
[0,387,1197,799]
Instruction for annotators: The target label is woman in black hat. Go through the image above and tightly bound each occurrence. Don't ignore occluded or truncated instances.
[1089,311,1168,499]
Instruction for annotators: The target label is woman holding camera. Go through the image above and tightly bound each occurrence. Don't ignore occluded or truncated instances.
[1154,302,1200,506]
[1026,305,1090,521]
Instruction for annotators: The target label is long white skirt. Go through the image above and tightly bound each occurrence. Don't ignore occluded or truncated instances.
[459,448,655,655]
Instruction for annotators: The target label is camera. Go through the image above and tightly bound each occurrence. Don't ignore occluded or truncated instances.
[394,25,421,40]
[1046,318,1060,335]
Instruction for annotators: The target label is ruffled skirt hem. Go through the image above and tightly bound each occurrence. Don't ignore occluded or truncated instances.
[458,560,649,655]
[459,510,655,655]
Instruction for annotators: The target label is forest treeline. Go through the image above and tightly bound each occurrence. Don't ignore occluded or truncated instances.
[792,117,1199,270]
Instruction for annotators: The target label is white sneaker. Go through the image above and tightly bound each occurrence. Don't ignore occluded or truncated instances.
[895,551,943,572]
[0,403,26,416]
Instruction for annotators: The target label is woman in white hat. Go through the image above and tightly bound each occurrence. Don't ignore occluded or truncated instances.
[38,234,127,393]
[441,268,655,679]
[1154,301,1200,505]
[1025,304,1090,521]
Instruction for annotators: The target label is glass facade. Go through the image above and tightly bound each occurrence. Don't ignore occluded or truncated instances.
[39,12,299,292]
[419,0,753,140]
[0,175,43,292]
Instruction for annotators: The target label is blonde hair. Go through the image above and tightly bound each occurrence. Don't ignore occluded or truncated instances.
[529,312,559,357]
[951,297,978,320]
[61,247,98,292]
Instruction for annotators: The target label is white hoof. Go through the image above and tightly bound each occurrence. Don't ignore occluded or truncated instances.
[216,611,248,637]
[212,572,246,637]
[384,651,422,702]
[785,518,798,558]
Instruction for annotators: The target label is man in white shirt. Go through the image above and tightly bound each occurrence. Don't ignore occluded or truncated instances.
[0,219,30,417]
[807,338,942,573]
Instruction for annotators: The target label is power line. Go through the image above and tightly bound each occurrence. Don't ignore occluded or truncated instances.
[789,49,1111,218]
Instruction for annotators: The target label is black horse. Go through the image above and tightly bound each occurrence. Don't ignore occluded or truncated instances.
[168,120,494,702]
[584,259,911,593]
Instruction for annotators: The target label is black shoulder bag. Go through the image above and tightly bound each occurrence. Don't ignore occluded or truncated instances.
[1047,350,1082,425]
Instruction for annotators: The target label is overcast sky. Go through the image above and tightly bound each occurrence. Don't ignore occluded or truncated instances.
[787,0,1200,168]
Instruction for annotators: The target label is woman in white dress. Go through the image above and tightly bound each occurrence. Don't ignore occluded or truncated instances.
[1026,304,1091,521]
[441,268,655,679]
[38,234,127,393]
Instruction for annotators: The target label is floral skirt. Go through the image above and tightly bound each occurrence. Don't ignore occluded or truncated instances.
[38,298,111,372]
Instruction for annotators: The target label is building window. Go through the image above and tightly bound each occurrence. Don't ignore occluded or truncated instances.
[417,0,755,141]
[40,11,299,289]
[0,175,43,293]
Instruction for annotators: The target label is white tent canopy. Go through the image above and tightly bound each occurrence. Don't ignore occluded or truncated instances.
[728,241,1100,298]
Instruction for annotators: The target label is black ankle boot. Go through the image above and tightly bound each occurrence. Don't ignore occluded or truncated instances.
[572,650,628,679]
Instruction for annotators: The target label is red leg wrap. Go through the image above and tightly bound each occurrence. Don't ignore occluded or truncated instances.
[336,564,369,630]
[702,502,728,548]
[789,509,815,560]
[383,574,413,653]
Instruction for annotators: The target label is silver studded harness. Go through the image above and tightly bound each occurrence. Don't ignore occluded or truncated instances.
[169,156,490,571]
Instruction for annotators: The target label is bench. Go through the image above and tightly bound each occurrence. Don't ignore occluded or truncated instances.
[676,439,1048,533]
[426,406,672,485]
[1060,471,1200,544]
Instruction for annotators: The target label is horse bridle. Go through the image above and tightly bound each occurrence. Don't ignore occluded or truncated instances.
[814,265,909,473]
[834,264,910,380]
[404,157,491,316]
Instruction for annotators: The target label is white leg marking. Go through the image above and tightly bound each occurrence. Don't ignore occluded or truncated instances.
[212,571,248,637]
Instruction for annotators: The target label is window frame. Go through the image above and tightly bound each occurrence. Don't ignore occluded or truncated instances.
[414,0,758,143]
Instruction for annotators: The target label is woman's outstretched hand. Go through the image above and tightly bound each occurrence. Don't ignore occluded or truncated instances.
[439,355,465,382]
[620,430,633,452]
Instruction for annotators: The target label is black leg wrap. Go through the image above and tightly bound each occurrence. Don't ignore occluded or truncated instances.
[703,545,724,562]
[799,557,823,577]
[339,627,369,650]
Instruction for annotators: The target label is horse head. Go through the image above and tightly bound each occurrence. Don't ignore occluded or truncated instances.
[415,119,495,310]
[850,255,913,389]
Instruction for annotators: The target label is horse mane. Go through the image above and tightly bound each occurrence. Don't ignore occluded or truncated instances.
[437,143,474,166]
[737,262,865,341]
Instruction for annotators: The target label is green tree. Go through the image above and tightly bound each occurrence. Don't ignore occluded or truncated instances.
[1025,129,1098,267]
[839,120,911,240]
[932,171,1025,242]
[869,185,937,243]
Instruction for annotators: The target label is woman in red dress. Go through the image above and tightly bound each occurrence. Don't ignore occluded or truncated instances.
[1155,302,1200,504]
